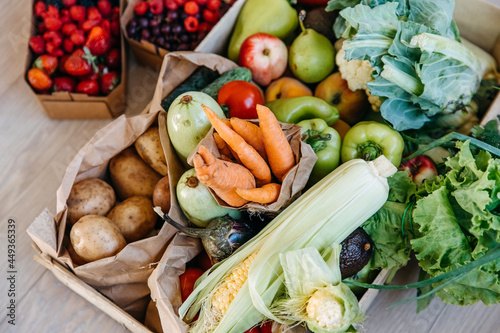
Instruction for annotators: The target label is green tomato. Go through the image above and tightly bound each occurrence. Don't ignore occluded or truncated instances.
[176,169,241,227]
[167,91,225,167]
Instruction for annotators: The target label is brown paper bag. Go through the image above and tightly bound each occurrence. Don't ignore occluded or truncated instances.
[27,110,179,320]
[147,52,316,332]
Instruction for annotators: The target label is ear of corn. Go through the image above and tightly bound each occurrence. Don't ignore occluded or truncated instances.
[180,156,397,333]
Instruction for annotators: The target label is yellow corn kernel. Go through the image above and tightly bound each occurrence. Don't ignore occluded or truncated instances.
[211,252,257,317]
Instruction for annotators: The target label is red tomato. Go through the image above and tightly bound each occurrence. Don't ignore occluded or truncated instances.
[217,80,264,119]
[192,251,213,271]
[244,327,261,333]
[179,267,204,301]
[260,321,273,333]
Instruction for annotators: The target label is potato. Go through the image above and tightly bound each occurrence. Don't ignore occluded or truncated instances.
[107,196,157,242]
[153,176,171,214]
[134,127,168,176]
[70,215,126,262]
[109,147,162,200]
[66,178,116,226]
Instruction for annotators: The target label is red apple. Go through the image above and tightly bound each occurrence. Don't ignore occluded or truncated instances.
[399,155,438,184]
[238,33,288,86]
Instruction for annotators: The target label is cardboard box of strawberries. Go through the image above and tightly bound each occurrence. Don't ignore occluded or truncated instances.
[25,0,126,119]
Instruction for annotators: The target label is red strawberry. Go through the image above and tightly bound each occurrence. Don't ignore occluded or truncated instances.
[28,68,53,92]
[29,36,45,54]
[34,1,46,17]
[33,55,58,75]
[53,77,76,92]
[84,26,111,56]
[83,68,100,81]
[106,48,121,69]
[81,19,100,31]
[45,43,64,56]
[76,79,100,96]
[43,31,63,47]
[70,29,85,44]
[44,16,62,31]
[63,0,77,7]
[97,0,112,17]
[87,7,102,22]
[59,54,70,72]
[62,23,77,35]
[97,63,108,76]
[100,72,120,94]
[64,48,96,76]
[69,5,86,21]
[164,0,178,10]
[149,0,164,14]
[63,38,74,53]
[134,1,149,15]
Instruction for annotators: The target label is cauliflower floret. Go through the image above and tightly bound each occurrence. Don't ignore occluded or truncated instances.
[336,43,382,111]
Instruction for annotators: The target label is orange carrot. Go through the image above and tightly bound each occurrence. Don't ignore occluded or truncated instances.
[222,118,232,129]
[235,183,281,204]
[202,104,271,185]
[193,145,255,207]
[213,132,232,158]
[256,104,295,182]
[230,117,268,161]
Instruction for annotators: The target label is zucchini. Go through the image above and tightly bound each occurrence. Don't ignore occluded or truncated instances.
[201,67,252,101]
[161,66,220,111]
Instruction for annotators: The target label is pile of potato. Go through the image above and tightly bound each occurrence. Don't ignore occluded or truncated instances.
[66,126,171,264]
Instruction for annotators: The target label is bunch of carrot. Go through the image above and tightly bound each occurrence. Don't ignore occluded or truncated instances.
[192,104,296,207]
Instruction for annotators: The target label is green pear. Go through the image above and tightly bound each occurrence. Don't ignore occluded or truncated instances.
[289,11,335,84]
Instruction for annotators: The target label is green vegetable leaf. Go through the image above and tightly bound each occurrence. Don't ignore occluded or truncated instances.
[362,201,412,271]
[326,0,362,11]
[472,118,500,149]
[387,171,416,203]
[407,0,458,40]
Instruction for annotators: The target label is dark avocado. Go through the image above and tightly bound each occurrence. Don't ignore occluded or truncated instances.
[303,7,339,43]
[340,228,373,279]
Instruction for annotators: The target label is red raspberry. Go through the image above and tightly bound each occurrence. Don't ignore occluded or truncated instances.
[34,1,46,17]
[46,42,64,56]
[44,16,63,31]
[206,0,221,11]
[149,0,164,14]
[63,0,77,7]
[202,9,219,24]
[29,35,45,54]
[43,31,63,47]
[97,0,112,17]
[174,0,186,5]
[194,0,208,5]
[110,20,120,37]
[46,5,60,18]
[87,7,102,22]
[60,9,71,24]
[62,23,77,35]
[184,1,199,15]
[164,0,178,10]
[70,29,85,45]
[81,19,100,31]
[63,38,74,53]
[38,22,47,34]
[198,21,212,33]
[69,5,86,21]
[134,1,149,15]
[101,19,111,32]
[184,16,199,32]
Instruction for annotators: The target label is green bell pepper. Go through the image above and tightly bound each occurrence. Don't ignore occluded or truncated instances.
[297,118,341,185]
[341,121,404,167]
[227,0,298,61]
[266,96,339,126]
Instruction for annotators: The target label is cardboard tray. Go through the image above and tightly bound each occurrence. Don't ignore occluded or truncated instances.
[30,0,500,332]
[25,0,127,119]
[121,0,246,70]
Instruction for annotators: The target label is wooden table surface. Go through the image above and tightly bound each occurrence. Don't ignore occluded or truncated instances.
[3,0,500,332]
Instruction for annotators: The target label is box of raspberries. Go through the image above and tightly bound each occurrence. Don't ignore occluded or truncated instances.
[122,0,245,69]
[26,0,126,119]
